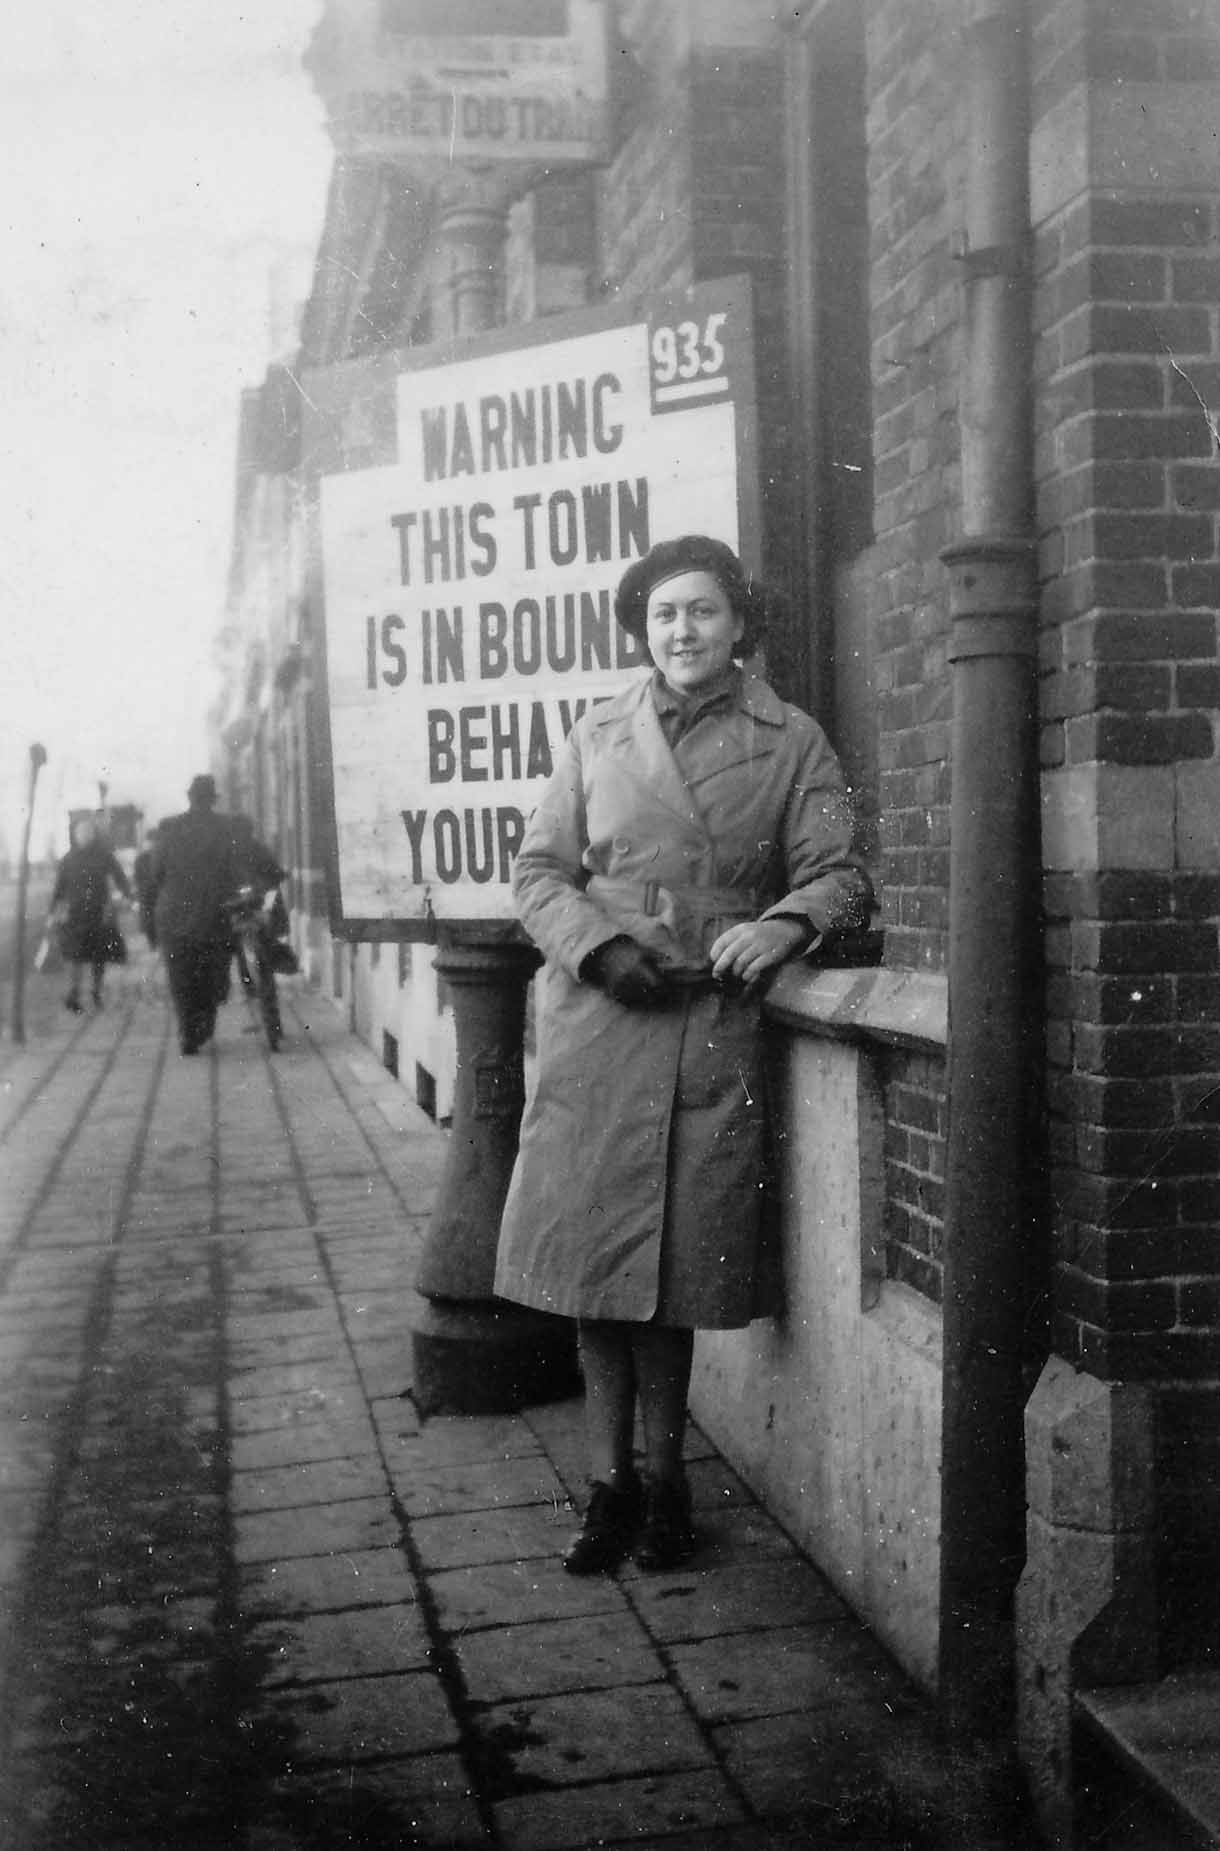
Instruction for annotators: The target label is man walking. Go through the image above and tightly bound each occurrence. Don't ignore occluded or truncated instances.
[150,775,240,1054]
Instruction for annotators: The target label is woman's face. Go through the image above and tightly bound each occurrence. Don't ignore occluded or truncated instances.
[645,569,744,694]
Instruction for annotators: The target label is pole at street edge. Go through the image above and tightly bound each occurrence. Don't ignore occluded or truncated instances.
[9,742,48,1045]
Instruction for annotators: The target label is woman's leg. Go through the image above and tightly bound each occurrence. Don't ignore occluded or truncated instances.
[65,961,84,1010]
[90,957,105,1004]
[563,1320,641,1575]
[632,1324,697,1570]
[631,1325,694,1486]
[576,1320,637,1488]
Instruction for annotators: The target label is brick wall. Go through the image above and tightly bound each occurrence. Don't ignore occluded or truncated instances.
[1033,0,1220,1391]
[1033,0,1220,1659]
[884,1053,947,1300]
[868,0,963,978]
[863,0,964,1299]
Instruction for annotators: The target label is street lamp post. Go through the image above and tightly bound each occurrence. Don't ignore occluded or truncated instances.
[9,743,48,1045]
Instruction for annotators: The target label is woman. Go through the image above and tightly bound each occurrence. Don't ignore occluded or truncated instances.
[49,816,130,1012]
[494,535,873,1574]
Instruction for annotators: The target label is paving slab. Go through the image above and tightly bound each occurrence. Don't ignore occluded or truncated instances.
[230,1453,388,1513]
[250,1601,433,1684]
[471,1682,714,1791]
[234,1493,401,1564]
[241,1543,420,1618]
[493,1768,748,1851]
[250,1755,489,1850]
[455,1607,662,1705]
[428,1559,632,1634]
[257,1666,460,1764]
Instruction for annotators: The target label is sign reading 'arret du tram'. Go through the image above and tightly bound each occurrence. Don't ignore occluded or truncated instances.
[308,0,611,168]
[307,276,759,934]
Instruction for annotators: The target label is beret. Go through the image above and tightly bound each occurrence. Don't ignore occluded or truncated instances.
[613,534,769,652]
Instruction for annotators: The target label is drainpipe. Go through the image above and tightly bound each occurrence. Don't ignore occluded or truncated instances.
[937,0,1041,1741]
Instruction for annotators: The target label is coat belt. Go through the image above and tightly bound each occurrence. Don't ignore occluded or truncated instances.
[590,876,760,917]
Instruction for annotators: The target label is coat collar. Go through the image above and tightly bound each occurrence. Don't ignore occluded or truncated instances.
[590,673,788,830]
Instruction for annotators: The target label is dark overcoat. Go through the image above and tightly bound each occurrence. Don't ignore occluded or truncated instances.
[51,841,130,964]
[151,809,241,947]
[494,672,871,1329]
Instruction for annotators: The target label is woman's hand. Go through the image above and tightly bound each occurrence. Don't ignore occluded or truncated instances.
[710,917,810,989]
[582,936,669,1006]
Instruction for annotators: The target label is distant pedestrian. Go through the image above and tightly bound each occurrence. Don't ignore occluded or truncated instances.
[150,775,240,1055]
[132,827,160,948]
[49,815,131,1013]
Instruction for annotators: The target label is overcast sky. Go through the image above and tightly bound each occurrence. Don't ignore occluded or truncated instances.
[0,4,331,857]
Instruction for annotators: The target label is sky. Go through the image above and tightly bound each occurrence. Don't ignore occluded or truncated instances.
[0,3,332,861]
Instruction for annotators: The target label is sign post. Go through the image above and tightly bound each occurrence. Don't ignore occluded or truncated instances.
[305,277,759,1409]
[9,743,47,1046]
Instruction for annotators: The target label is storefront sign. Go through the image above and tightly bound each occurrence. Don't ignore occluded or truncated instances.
[307,277,758,932]
[308,0,611,168]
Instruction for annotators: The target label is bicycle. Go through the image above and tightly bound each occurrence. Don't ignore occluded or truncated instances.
[225,884,287,1052]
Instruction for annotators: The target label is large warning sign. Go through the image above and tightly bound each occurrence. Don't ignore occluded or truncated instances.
[307,277,758,932]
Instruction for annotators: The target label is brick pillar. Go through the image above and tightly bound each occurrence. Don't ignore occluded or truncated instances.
[1023,0,1220,1816]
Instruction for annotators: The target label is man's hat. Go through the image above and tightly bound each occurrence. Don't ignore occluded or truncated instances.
[187,774,218,807]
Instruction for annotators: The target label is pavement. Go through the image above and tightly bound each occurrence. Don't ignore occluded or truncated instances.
[0,951,1041,1850]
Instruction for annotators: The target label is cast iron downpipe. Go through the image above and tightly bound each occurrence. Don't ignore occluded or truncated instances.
[937,0,1041,1739]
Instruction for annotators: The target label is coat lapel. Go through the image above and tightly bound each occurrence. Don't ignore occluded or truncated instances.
[593,680,707,835]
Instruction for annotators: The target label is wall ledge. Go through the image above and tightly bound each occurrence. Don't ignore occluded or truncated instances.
[765,965,947,1053]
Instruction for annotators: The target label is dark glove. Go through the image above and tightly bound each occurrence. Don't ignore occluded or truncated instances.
[582,936,668,1007]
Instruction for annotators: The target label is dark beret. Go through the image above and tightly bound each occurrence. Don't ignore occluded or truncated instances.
[613,535,769,654]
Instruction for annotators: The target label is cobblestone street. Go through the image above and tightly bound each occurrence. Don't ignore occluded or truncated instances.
[0,965,1035,1849]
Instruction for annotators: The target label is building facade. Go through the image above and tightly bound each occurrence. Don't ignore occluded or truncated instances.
[214,1,1220,1837]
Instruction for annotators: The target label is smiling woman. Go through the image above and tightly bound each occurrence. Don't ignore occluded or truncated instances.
[494,531,874,1576]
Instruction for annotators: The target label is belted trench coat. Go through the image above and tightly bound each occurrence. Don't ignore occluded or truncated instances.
[494,671,872,1329]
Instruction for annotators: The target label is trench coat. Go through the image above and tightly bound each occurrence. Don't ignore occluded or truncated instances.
[494,671,872,1329]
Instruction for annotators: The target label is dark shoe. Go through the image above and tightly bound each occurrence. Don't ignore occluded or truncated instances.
[563,1477,641,1576]
[634,1476,696,1572]
[64,992,82,1014]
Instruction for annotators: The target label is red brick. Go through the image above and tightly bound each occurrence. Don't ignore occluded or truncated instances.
[1173,467,1220,515]
[1180,1281,1220,1326]
[1095,663,1174,709]
[1093,920,1219,975]
[1172,566,1220,609]
[1093,305,1212,356]
[1180,1179,1220,1225]
[1089,512,1214,561]
[1089,199,1212,248]
[1169,363,1220,409]
[1089,251,1168,302]
[1091,412,1213,461]
[1094,711,1214,764]
[1087,611,1216,658]
[1179,976,1220,1021]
